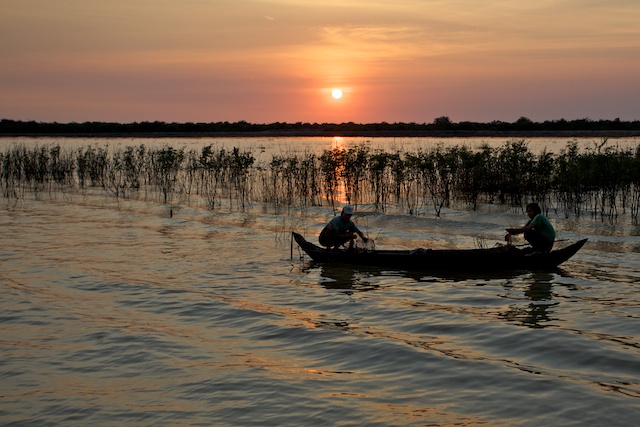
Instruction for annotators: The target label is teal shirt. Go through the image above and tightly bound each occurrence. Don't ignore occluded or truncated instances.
[530,214,555,242]
[329,215,360,235]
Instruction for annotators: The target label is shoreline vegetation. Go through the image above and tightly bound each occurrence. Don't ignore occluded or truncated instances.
[1,138,639,225]
[1,117,640,138]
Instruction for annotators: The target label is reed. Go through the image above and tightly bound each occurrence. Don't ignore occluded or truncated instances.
[455,145,495,209]
[178,145,255,209]
[319,147,343,211]
[631,146,640,224]
[262,152,321,212]
[366,150,392,211]
[1,140,639,224]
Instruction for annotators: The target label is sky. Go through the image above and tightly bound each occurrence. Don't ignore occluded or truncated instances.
[1,0,639,124]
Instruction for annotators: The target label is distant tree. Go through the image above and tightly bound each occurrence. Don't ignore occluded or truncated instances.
[433,116,453,129]
[514,116,535,131]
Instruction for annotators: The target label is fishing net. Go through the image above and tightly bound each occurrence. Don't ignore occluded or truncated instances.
[354,238,375,252]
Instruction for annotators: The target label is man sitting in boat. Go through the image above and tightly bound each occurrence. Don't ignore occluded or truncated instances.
[319,205,369,249]
[505,202,556,253]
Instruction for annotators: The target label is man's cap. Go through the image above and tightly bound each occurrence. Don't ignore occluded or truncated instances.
[342,205,354,215]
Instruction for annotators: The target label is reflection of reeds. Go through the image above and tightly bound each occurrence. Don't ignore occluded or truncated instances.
[2,140,639,224]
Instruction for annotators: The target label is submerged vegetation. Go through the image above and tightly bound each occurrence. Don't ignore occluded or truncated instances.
[1,140,639,224]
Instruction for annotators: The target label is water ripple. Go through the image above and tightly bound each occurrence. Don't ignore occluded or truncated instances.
[2,196,639,426]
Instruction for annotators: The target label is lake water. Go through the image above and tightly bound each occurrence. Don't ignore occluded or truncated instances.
[1,137,639,426]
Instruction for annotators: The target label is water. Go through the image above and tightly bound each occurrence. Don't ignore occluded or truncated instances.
[1,137,640,426]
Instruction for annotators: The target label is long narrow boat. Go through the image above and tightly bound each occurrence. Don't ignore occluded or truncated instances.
[292,232,587,272]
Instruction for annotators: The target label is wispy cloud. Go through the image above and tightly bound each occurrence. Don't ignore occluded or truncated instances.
[1,0,639,122]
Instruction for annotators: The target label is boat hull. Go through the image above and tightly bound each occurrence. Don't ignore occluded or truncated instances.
[292,232,587,272]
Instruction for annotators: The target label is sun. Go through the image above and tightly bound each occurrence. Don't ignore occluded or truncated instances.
[331,89,343,100]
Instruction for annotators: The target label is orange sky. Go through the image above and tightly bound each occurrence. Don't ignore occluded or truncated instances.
[1,0,639,123]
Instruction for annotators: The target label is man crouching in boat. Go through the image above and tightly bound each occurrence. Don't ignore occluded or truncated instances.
[505,202,556,253]
[319,205,369,250]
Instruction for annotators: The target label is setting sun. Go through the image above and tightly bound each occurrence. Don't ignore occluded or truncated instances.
[331,89,343,100]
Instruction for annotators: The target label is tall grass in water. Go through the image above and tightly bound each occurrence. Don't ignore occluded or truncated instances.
[0,145,75,198]
[262,152,321,212]
[179,146,254,209]
[1,140,639,224]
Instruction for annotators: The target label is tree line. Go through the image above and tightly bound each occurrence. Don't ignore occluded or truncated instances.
[1,117,639,136]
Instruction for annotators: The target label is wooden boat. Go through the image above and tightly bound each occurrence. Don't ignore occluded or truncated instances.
[292,232,587,272]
